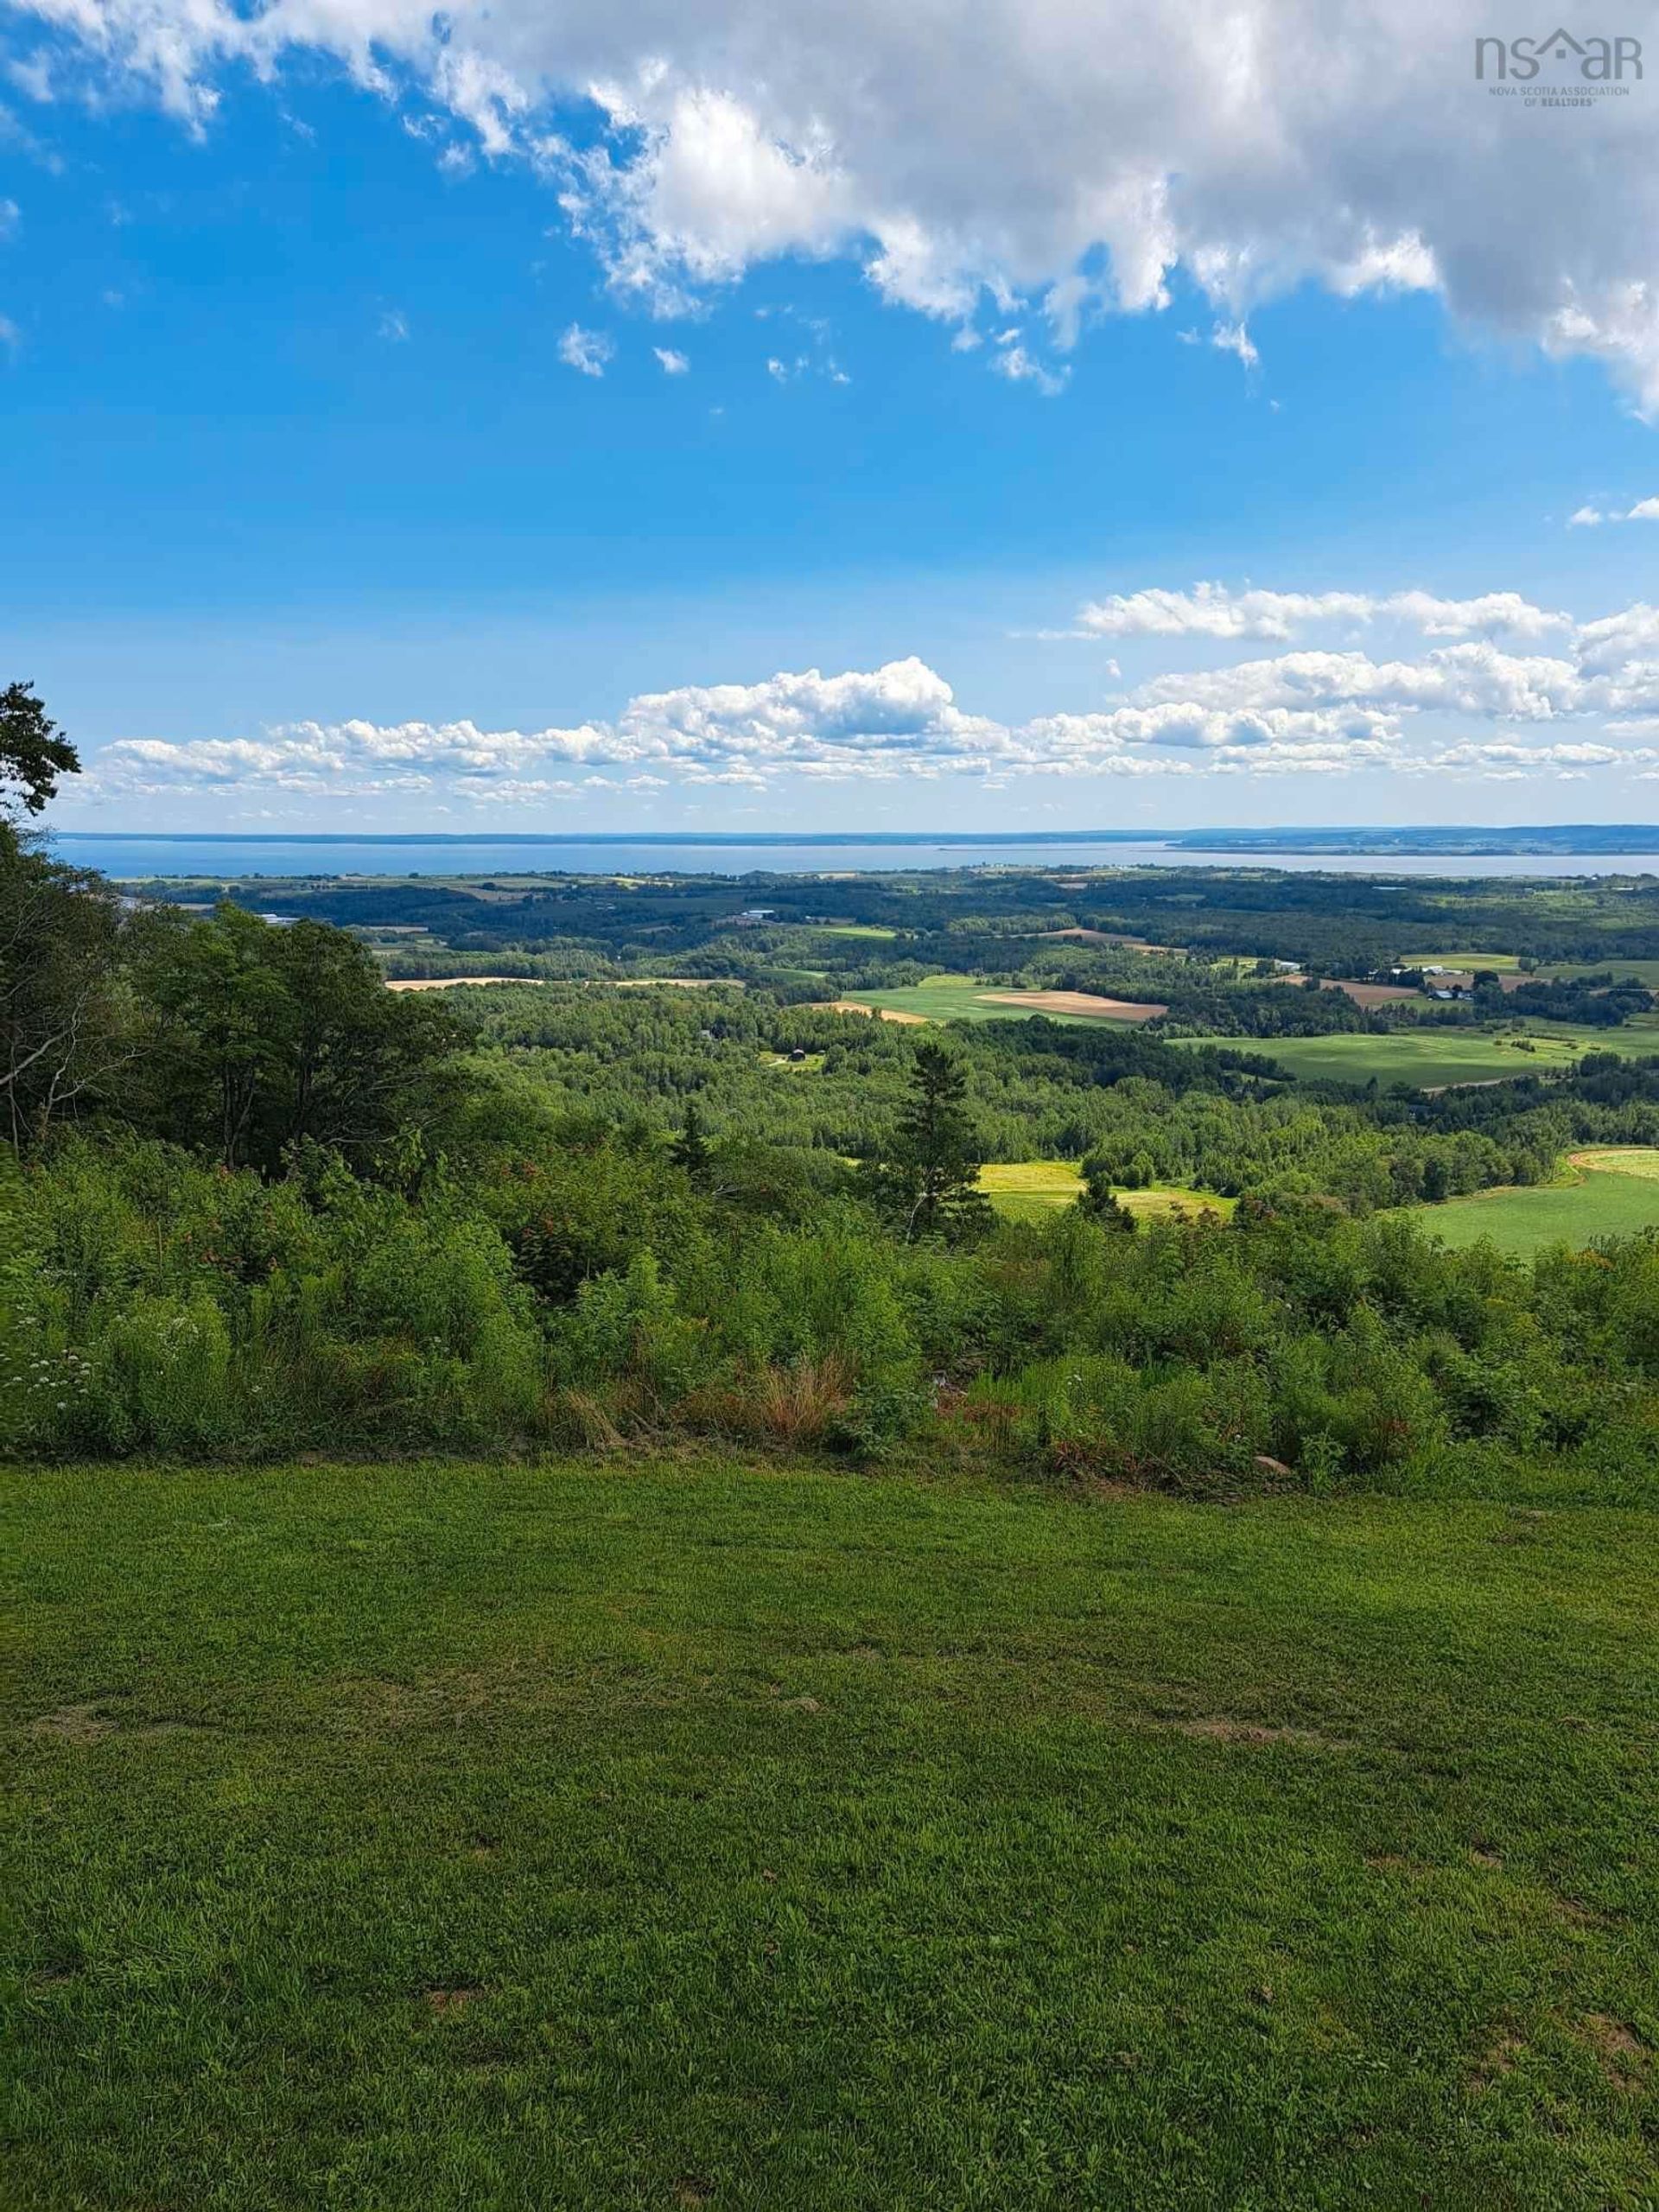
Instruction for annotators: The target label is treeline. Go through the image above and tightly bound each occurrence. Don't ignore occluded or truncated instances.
[2,849,468,1166]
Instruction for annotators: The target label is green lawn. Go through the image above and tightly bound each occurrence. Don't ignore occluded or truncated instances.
[1410,1148,1659,1255]
[1182,1025,1644,1090]
[7,1461,1657,2209]
[978,1161,1237,1224]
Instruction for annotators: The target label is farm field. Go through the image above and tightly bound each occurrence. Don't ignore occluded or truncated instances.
[1410,1147,1659,1255]
[384,976,533,991]
[1556,959,1659,988]
[978,1160,1237,1223]
[838,978,1167,1026]
[1183,1025,1646,1090]
[8,1459,1658,2210]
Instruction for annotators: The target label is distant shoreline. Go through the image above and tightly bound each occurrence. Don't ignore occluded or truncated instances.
[51,824,1659,858]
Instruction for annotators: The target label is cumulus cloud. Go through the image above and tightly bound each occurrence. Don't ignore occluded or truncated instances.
[1071,582,1571,642]
[78,588,1659,807]
[652,345,689,373]
[16,0,1659,406]
[556,321,613,376]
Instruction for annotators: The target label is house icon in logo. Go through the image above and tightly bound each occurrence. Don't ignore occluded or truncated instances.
[1475,26,1643,77]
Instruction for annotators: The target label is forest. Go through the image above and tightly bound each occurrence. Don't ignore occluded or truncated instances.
[5,689,1659,1493]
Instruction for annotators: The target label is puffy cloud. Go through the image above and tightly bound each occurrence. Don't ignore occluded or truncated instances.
[652,346,689,373]
[16,0,1659,406]
[1071,582,1569,641]
[80,588,1659,807]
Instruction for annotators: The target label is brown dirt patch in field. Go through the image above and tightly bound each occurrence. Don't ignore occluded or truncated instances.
[1268,976,1421,1006]
[1579,2014,1649,2088]
[385,976,531,991]
[1324,980,1421,1007]
[1470,2029,1527,2088]
[818,1000,930,1024]
[982,990,1167,1022]
[1161,1716,1354,1751]
[423,1986,486,2014]
[31,1703,117,1742]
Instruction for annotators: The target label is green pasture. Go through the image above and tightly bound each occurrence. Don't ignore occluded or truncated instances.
[1410,1147,1659,1255]
[1185,1025,1643,1090]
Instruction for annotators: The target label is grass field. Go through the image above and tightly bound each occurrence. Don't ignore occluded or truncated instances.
[1411,1147,1659,1255]
[6,1461,1656,2209]
[1556,958,1659,988]
[1183,1025,1646,1090]
[978,1161,1237,1224]
[841,978,1164,1027]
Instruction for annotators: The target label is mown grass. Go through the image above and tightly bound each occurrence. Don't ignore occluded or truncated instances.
[1185,1025,1648,1090]
[6,1460,1657,2209]
[1411,1147,1659,1255]
[978,1161,1238,1224]
[841,979,1149,1027]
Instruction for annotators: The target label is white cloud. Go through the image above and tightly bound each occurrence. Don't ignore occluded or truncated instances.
[556,322,613,377]
[652,345,689,373]
[82,588,1659,806]
[1071,582,1569,643]
[377,308,409,341]
[1567,496,1659,525]
[6,53,53,101]
[989,334,1066,395]
[1210,321,1258,372]
[21,0,1659,408]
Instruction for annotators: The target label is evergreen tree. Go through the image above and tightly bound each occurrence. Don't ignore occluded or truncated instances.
[877,1039,992,1243]
[671,1101,712,1186]
[1079,1156,1136,1233]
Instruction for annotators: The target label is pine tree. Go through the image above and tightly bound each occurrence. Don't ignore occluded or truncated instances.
[1079,1157,1136,1233]
[671,1101,712,1187]
[881,1039,992,1243]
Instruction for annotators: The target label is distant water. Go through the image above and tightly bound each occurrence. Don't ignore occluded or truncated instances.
[45,832,1659,880]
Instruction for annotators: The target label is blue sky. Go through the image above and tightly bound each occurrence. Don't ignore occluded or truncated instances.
[5,3,1659,833]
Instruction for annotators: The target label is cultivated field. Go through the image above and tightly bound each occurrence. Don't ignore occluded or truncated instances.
[837,978,1166,1026]
[1412,1147,1659,1255]
[385,976,533,991]
[9,1461,1658,2209]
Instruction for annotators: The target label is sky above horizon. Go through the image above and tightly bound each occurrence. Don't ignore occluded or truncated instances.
[5,0,1659,834]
